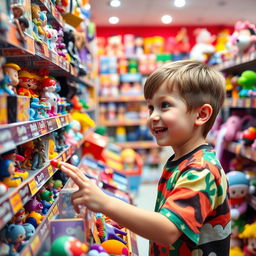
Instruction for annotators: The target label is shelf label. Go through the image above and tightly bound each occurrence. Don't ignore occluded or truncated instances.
[46,118,54,131]
[42,42,49,58]
[19,184,31,205]
[26,36,35,55]
[38,120,48,135]
[34,168,49,188]
[0,128,15,153]
[15,124,29,143]
[30,235,40,255]
[30,122,40,137]
[0,199,13,228]
[29,180,38,196]
[48,165,54,176]
[9,192,23,214]
[56,117,61,128]
[38,219,49,241]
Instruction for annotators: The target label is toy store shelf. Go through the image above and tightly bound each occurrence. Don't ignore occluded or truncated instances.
[115,141,158,149]
[36,0,64,27]
[71,75,97,88]
[207,136,256,161]
[0,23,35,55]
[99,95,145,102]
[0,136,86,231]
[225,97,256,109]
[0,114,71,155]
[215,51,256,73]
[101,120,147,127]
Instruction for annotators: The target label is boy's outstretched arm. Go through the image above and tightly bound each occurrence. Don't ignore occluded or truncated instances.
[59,162,182,246]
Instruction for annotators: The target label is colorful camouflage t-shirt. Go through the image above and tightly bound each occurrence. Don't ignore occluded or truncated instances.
[150,144,231,256]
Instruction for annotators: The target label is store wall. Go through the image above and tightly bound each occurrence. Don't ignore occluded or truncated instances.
[96,25,234,47]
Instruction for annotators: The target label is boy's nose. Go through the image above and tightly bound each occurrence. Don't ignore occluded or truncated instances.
[150,111,161,121]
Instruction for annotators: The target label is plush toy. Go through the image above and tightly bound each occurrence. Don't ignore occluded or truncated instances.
[231,20,256,57]
[190,28,216,63]
[120,148,136,170]
[239,222,256,255]
[238,70,256,97]
[227,171,251,220]
[22,223,35,241]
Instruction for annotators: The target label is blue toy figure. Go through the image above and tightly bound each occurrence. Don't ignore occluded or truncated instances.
[22,223,35,241]
[6,224,27,255]
[0,74,15,95]
[30,98,43,121]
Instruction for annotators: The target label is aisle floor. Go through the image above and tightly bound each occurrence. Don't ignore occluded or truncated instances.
[134,182,158,256]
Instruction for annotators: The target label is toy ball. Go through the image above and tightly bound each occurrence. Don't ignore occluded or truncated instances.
[44,235,89,256]
[101,239,129,256]
[0,182,8,196]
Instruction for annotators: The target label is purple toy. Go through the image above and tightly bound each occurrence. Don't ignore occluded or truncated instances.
[24,197,43,212]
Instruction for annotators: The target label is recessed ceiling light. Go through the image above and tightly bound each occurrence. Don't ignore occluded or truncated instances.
[109,0,121,7]
[109,16,120,24]
[174,0,186,8]
[161,15,173,24]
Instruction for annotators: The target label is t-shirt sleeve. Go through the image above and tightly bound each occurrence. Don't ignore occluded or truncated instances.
[159,168,218,245]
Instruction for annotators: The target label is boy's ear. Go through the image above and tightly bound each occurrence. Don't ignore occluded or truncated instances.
[195,104,213,126]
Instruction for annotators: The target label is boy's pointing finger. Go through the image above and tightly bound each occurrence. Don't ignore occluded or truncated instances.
[60,165,85,188]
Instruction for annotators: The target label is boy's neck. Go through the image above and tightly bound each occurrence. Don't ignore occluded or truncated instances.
[172,136,207,161]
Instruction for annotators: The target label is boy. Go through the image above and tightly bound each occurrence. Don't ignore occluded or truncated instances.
[60,60,231,255]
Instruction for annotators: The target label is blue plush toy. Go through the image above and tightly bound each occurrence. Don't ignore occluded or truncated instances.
[22,223,35,241]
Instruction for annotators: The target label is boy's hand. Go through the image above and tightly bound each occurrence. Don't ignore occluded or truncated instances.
[59,161,109,213]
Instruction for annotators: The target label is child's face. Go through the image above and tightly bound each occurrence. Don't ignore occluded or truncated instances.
[146,82,197,147]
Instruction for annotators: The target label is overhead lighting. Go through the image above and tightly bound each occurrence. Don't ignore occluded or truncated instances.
[161,15,173,24]
[109,16,120,24]
[174,0,186,8]
[109,0,121,7]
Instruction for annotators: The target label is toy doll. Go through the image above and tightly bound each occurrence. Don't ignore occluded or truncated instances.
[11,208,26,225]
[25,197,43,213]
[31,138,46,170]
[31,4,44,43]
[22,223,35,241]
[227,171,251,220]
[120,148,136,170]
[5,224,27,254]
[3,63,21,94]
[41,76,58,116]
[239,222,256,255]
[47,138,59,160]
[18,69,40,98]
[11,4,29,43]
[21,141,35,169]
[0,159,22,187]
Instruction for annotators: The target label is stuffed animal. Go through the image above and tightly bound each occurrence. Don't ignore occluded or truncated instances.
[190,28,216,62]
[231,20,256,57]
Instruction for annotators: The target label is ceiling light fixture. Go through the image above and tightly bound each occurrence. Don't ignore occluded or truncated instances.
[174,0,186,8]
[161,15,173,24]
[109,0,121,7]
[109,16,120,24]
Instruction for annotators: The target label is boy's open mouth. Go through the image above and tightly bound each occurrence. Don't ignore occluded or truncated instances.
[153,127,168,134]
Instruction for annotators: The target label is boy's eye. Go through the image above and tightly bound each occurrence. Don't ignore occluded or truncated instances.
[161,102,171,109]
[147,105,153,114]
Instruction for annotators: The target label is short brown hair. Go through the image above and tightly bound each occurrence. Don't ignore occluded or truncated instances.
[144,60,226,137]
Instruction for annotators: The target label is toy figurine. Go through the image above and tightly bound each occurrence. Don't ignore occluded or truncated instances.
[190,28,216,63]
[0,159,22,187]
[38,98,50,118]
[239,222,256,255]
[25,197,43,213]
[6,224,27,254]
[44,235,89,256]
[231,20,256,57]
[47,137,59,160]
[31,138,46,170]
[30,98,44,121]
[26,211,44,228]
[31,4,44,43]
[238,70,256,97]
[56,28,67,58]
[88,244,109,256]
[120,148,136,170]
[11,4,29,43]
[11,208,26,225]
[18,69,40,98]
[22,223,35,241]
[40,190,54,204]
[21,141,34,169]
[3,63,21,94]
[41,76,58,116]
[227,171,251,220]
[1,149,28,180]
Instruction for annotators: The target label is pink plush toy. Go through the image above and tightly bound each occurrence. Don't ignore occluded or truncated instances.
[231,20,256,56]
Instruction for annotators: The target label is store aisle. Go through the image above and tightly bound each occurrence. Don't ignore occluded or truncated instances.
[134,182,158,255]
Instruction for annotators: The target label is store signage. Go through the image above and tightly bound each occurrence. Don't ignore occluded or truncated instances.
[30,122,40,138]
[16,125,29,143]
[38,120,48,135]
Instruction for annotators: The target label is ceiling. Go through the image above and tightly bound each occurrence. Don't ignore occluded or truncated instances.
[89,0,256,26]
